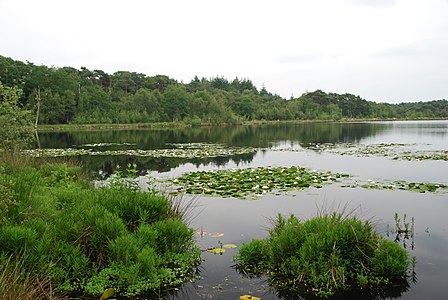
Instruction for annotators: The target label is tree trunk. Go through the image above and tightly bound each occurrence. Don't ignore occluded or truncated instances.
[34,87,41,129]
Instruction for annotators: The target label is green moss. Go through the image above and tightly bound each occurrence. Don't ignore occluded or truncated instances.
[234,213,411,298]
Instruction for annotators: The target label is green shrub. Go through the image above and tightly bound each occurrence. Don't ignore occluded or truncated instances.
[38,163,82,187]
[108,234,142,264]
[98,187,170,231]
[0,160,201,298]
[0,83,34,152]
[0,225,38,254]
[234,213,410,298]
[151,218,194,254]
[48,240,92,291]
[373,239,409,278]
[136,223,158,246]
[0,175,17,224]
[236,239,269,273]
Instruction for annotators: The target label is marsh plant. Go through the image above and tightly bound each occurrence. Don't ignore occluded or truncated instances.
[0,160,201,298]
[234,213,411,298]
[387,213,415,249]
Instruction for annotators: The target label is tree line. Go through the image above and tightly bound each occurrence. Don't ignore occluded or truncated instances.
[1,54,447,125]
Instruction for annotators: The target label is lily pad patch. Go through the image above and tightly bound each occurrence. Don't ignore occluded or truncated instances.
[23,143,257,159]
[172,166,349,199]
[343,179,448,193]
[274,143,448,161]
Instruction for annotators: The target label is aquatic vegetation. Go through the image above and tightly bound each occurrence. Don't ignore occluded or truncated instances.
[388,213,416,249]
[23,143,257,159]
[396,151,448,161]
[275,142,448,161]
[344,179,448,193]
[207,247,226,254]
[77,142,137,147]
[172,166,349,198]
[0,161,201,298]
[239,295,261,300]
[234,213,411,298]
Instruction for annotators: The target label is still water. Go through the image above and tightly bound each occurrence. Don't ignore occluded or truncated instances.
[39,121,448,299]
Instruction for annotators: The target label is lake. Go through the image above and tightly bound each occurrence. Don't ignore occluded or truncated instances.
[37,120,448,299]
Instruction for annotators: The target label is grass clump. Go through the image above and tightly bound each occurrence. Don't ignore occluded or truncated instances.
[0,159,201,298]
[234,213,410,298]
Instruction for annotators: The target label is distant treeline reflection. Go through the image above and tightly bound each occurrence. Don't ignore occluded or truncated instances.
[38,123,387,173]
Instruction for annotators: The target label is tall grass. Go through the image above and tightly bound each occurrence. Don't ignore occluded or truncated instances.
[0,156,201,298]
[0,255,56,300]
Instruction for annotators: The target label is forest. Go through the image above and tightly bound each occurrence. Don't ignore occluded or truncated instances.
[1,54,447,125]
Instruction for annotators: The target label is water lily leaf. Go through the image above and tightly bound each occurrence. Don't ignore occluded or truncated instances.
[210,233,224,237]
[99,288,115,300]
[23,143,258,159]
[207,247,225,254]
[172,166,350,199]
[349,179,448,194]
[223,244,238,249]
[239,295,261,300]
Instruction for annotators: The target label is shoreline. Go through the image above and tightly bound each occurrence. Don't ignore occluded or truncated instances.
[36,117,448,132]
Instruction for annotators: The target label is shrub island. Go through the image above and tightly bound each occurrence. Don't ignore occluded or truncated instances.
[234,213,411,298]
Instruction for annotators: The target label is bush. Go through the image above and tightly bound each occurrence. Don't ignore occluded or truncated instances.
[0,161,201,298]
[236,239,269,274]
[234,213,410,298]
[151,218,195,254]
[0,83,34,152]
[0,225,38,254]
[98,187,170,231]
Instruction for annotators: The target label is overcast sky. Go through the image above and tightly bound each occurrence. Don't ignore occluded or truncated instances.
[1,0,447,102]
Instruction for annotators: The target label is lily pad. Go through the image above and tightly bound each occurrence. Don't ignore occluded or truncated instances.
[99,288,115,300]
[210,233,225,237]
[274,143,448,161]
[345,179,448,193]
[239,295,261,300]
[207,247,226,254]
[23,143,258,159]
[173,166,349,199]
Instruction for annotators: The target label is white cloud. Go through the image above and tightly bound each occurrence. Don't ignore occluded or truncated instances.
[346,0,398,7]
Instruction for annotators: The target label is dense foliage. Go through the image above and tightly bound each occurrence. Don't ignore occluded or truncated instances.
[234,213,410,298]
[1,55,447,125]
[0,82,34,151]
[0,161,200,298]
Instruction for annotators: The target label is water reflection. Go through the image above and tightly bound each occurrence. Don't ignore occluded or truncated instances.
[38,122,391,150]
[37,122,392,173]
[271,279,410,300]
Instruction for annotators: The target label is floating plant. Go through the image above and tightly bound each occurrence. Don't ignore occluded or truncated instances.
[171,166,350,198]
[272,142,448,161]
[343,179,448,193]
[76,142,137,147]
[23,143,257,159]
